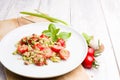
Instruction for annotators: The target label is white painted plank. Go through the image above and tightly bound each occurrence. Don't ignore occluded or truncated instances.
[0,0,14,20]
[100,0,120,71]
[70,0,120,80]
[5,0,70,24]
[4,0,41,20]
[39,0,70,24]
[0,0,41,80]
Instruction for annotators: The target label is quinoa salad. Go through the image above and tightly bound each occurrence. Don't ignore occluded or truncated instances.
[13,23,71,66]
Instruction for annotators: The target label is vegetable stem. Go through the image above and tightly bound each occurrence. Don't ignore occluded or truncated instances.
[20,12,68,26]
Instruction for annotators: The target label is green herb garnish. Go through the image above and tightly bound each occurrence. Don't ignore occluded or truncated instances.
[42,23,71,42]
[82,33,93,45]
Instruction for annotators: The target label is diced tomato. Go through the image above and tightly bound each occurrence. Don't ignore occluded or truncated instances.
[20,37,27,45]
[33,44,44,50]
[28,36,38,44]
[42,48,53,58]
[34,54,46,66]
[31,37,38,42]
[51,45,63,53]
[17,45,28,54]
[40,34,48,38]
[35,61,46,66]
[59,49,70,60]
[57,38,66,47]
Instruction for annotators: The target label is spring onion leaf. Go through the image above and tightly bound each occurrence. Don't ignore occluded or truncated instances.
[20,11,68,26]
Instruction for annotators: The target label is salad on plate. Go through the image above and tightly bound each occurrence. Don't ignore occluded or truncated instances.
[13,23,71,66]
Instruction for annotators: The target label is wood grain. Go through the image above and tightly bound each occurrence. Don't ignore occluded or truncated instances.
[5,65,89,80]
[0,19,18,40]
[100,0,120,70]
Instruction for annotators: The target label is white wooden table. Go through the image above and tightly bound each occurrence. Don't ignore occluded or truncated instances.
[0,0,120,80]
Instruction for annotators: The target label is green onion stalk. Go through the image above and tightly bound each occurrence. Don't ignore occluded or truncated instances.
[20,11,68,26]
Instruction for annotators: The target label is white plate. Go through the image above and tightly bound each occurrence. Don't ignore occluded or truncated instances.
[0,22,87,78]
